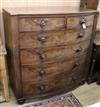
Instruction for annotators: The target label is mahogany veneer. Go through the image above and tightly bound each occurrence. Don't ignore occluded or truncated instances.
[3,6,98,104]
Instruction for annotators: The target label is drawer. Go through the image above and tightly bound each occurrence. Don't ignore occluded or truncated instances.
[18,17,65,32]
[22,70,85,97]
[19,27,92,49]
[67,15,94,29]
[21,53,88,82]
[20,40,90,65]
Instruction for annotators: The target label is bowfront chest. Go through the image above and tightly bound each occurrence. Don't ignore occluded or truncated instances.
[3,7,98,104]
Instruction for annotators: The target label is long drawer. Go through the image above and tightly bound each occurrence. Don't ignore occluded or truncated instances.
[20,40,90,65]
[18,15,94,32]
[22,69,85,98]
[21,53,88,82]
[19,27,92,49]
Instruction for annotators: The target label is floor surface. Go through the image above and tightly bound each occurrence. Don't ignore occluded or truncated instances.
[0,83,100,107]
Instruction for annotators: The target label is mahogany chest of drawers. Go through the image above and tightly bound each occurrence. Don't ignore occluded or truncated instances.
[3,7,98,104]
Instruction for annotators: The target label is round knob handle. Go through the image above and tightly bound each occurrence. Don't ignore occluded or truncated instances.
[37,85,46,93]
[75,47,82,52]
[38,35,47,43]
[80,18,86,24]
[79,32,85,38]
[73,62,80,68]
[39,53,46,60]
[39,70,46,78]
[80,18,87,29]
[40,19,46,28]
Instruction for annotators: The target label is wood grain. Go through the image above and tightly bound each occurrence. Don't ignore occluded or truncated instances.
[19,28,92,49]
[3,8,98,103]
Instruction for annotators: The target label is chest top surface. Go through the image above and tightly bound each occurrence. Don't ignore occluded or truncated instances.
[3,6,98,15]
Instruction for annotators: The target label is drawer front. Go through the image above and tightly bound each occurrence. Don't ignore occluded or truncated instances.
[19,17,65,32]
[67,15,94,29]
[19,27,92,49]
[21,53,88,82]
[22,70,85,97]
[20,40,90,65]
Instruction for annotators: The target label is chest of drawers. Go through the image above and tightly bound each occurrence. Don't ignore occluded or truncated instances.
[3,7,98,104]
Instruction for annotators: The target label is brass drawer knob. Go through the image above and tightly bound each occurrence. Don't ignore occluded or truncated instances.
[73,62,80,68]
[38,35,47,43]
[37,85,46,93]
[39,53,46,60]
[39,70,46,78]
[75,47,82,52]
[40,18,47,29]
[79,32,85,38]
[80,18,87,29]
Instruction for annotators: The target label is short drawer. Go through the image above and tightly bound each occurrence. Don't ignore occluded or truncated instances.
[22,70,85,97]
[19,27,92,49]
[21,53,88,82]
[67,15,94,29]
[20,40,90,65]
[18,17,65,32]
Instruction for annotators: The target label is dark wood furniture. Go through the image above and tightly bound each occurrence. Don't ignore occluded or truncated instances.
[88,30,100,84]
[80,0,99,10]
[3,7,98,104]
[80,0,100,84]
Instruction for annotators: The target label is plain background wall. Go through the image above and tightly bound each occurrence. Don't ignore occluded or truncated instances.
[0,0,100,44]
